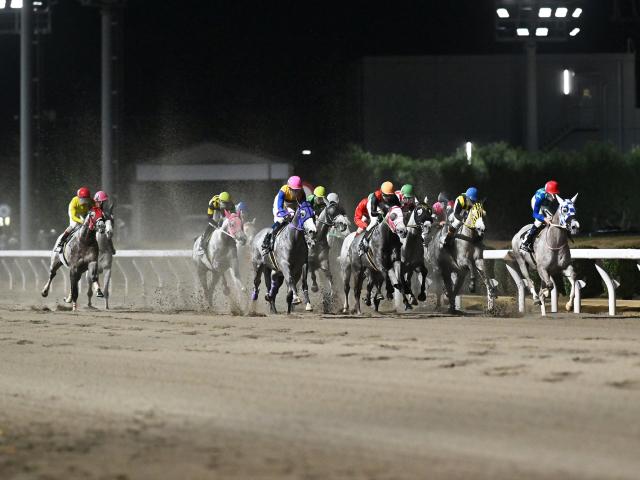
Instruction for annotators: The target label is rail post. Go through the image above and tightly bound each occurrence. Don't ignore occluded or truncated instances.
[505,264,525,314]
[573,279,586,314]
[594,263,619,316]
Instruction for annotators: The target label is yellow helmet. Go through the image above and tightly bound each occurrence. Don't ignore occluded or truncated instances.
[219,191,231,203]
[380,181,394,195]
[313,186,326,198]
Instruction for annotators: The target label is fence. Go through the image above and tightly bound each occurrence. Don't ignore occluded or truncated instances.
[0,249,639,315]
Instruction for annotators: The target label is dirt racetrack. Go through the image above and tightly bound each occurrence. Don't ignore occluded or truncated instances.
[1,301,640,480]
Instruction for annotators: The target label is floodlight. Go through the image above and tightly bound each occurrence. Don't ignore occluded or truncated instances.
[496,8,509,18]
[538,7,552,18]
[569,27,580,37]
[301,149,311,155]
[516,28,530,37]
[555,7,568,18]
[562,69,573,95]
[572,7,582,18]
[10,0,22,8]
[536,27,548,37]
[465,142,473,163]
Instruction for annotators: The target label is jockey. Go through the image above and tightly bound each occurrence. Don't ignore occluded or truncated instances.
[354,196,370,234]
[520,180,560,253]
[441,187,478,246]
[307,185,327,216]
[262,175,305,252]
[432,201,446,226]
[358,181,401,255]
[326,192,339,206]
[54,187,92,253]
[236,201,248,219]
[197,191,235,256]
[94,191,116,254]
[396,184,417,212]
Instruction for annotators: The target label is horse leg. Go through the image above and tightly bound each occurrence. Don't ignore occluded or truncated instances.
[88,261,103,298]
[515,254,539,305]
[310,267,319,293]
[353,270,365,315]
[69,268,80,311]
[341,257,352,314]
[251,263,264,303]
[210,271,222,306]
[197,265,212,308]
[563,265,577,312]
[373,276,384,312]
[418,266,428,302]
[537,267,554,303]
[301,263,312,312]
[405,267,418,306]
[388,263,411,311]
[267,271,282,314]
[103,267,111,310]
[450,269,468,313]
[86,271,93,307]
[474,258,497,312]
[41,255,63,297]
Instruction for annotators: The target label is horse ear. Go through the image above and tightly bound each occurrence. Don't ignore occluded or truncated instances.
[224,209,231,218]
[556,194,565,204]
[571,193,578,203]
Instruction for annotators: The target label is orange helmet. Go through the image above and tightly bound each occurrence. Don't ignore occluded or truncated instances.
[380,181,394,195]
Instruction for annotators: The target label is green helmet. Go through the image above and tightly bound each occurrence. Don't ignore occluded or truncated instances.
[400,184,414,198]
[219,191,231,203]
[313,186,326,198]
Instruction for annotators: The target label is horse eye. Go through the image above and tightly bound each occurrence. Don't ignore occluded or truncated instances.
[301,211,306,217]
[390,213,396,221]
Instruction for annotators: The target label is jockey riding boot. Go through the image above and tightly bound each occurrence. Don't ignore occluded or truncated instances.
[262,222,280,253]
[197,223,215,256]
[520,225,540,253]
[357,231,370,256]
[54,228,72,253]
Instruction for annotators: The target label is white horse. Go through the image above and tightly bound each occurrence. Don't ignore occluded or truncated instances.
[87,215,114,309]
[192,211,247,308]
[511,194,580,311]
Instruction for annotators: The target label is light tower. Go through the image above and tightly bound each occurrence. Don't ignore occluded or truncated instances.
[494,1,584,151]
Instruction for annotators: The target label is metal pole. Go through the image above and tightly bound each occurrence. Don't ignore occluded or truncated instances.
[525,41,538,151]
[20,0,34,249]
[101,6,114,196]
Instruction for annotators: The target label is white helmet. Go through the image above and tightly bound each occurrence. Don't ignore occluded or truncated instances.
[327,192,339,204]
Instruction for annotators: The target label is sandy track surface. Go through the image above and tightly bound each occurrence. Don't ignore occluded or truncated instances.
[1,306,639,479]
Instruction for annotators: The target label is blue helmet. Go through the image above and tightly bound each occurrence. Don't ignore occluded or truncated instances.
[465,187,478,202]
[236,201,247,212]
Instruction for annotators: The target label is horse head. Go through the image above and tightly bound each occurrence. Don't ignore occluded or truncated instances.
[325,203,350,234]
[223,210,247,246]
[294,201,317,246]
[385,206,407,239]
[556,194,580,236]
[465,202,487,238]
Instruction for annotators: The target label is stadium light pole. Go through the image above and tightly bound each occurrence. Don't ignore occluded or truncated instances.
[101,4,113,197]
[20,0,34,249]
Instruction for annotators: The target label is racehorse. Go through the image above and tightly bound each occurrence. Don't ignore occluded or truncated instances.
[192,211,247,308]
[303,203,350,308]
[511,194,580,311]
[427,202,497,313]
[251,201,316,314]
[41,209,105,311]
[401,203,433,306]
[340,206,408,314]
[87,205,115,309]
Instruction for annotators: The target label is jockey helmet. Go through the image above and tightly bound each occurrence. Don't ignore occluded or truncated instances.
[287,175,302,190]
[236,201,247,212]
[400,184,414,198]
[326,192,339,204]
[313,186,326,198]
[465,187,478,202]
[437,192,449,203]
[94,191,108,202]
[77,187,91,199]
[545,180,559,195]
[219,191,231,203]
[432,202,444,216]
[380,181,394,195]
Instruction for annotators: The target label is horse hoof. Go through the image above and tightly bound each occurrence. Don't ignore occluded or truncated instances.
[565,302,573,312]
[418,293,426,302]
[72,303,78,311]
[404,304,413,311]
[305,304,313,312]
[375,294,385,302]
[264,294,271,302]
[41,290,48,298]
[96,289,104,298]
[64,296,72,304]
[292,297,302,305]
[534,298,541,305]
[411,297,418,306]
[364,298,372,307]
[311,285,319,293]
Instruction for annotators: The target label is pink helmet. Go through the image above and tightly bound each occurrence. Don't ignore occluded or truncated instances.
[432,202,444,216]
[94,191,109,202]
[287,175,302,190]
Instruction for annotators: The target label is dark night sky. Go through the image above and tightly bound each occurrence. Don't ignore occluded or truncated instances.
[0,0,635,163]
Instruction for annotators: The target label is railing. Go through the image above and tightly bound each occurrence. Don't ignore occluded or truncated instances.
[0,249,639,316]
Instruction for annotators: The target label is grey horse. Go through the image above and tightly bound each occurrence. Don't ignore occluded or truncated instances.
[87,209,115,309]
[340,206,408,314]
[303,203,350,309]
[192,211,247,308]
[251,201,317,314]
[511,194,580,311]
[427,202,497,313]
[41,210,105,311]
[401,203,433,307]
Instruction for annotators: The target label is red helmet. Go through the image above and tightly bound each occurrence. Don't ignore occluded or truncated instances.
[77,187,91,199]
[545,180,559,195]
